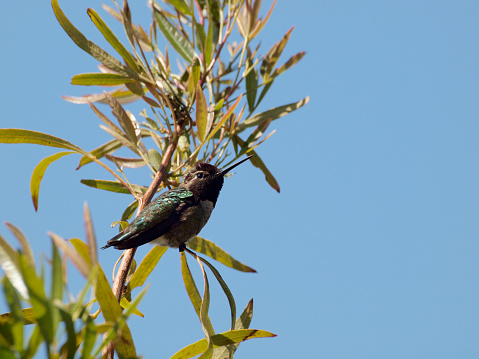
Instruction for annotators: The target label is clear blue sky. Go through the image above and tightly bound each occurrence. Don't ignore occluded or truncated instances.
[1,1,478,358]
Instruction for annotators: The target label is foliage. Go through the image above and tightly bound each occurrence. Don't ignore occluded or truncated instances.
[0,0,306,357]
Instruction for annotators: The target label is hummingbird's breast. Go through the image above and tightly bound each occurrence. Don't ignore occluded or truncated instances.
[151,199,214,248]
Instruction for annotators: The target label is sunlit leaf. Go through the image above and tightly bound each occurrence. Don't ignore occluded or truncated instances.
[152,5,196,63]
[196,84,208,141]
[49,232,90,278]
[196,255,236,330]
[205,95,243,143]
[87,8,140,72]
[18,255,54,345]
[30,151,73,211]
[260,27,294,79]
[212,299,254,358]
[105,92,138,145]
[52,0,143,82]
[188,237,256,273]
[180,252,215,335]
[93,265,137,358]
[235,136,280,192]
[83,203,97,265]
[120,297,144,318]
[129,246,167,290]
[5,222,35,268]
[0,234,28,300]
[81,179,147,196]
[71,73,135,86]
[236,96,310,132]
[165,0,191,15]
[2,277,24,353]
[170,329,277,359]
[106,154,146,168]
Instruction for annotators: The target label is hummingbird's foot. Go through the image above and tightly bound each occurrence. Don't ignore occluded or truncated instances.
[178,243,186,252]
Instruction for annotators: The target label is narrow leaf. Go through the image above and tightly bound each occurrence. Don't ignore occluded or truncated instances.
[188,237,256,273]
[180,252,215,335]
[30,151,73,211]
[77,140,122,169]
[71,73,135,86]
[87,8,140,72]
[51,0,142,81]
[120,297,144,318]
[129,246,167,290]
[235,136,280,192]
[152,5,196,63]
[105,92,138,145]
[83,203,97,265]
[236,96,309,132]
[49,232,90,278]
[196,84,208,141]
[5,222,35,268]
[81,179,147,196]
[171,329,276,359]
[2,277,24,353]
[0,234,28,300]
[205,95,243,143]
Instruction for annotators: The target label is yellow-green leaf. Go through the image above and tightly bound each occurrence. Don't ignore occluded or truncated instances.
[188,237,256,273]
[81,179,147,196]
[49,232,90,278]
[87,8,140,72]
[4,222,35,268]
[171,329,276,359]
[71,73,136,86]
[236,96,310,132]
[196,84,208,141]
[129,246,167,290]
[30,151,74,211]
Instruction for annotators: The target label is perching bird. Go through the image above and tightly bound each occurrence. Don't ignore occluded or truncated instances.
[101,155,253,250]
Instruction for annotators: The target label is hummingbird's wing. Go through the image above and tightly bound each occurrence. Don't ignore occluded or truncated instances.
[102,188,195,250]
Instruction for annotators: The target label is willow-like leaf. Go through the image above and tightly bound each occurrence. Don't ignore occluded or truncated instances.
[49,232,90,278]
[105,92,138,145]
[106,154,146,168]
[129,246,167,290]
[188,237,256,273]
[87,8,140,73]
[52,0,142,82]
[153,5,196,63]
[2,277,23,353]
[83,203,97,265]
[236,96,310,132]
[260,26,294,80]
[0,307,36,326]
[71,73,135,86]
[170,329,277,359]
[57,306,76,359]
[4,222,35,268]
[120,297,144,318]
[245,59,258,112]
[212,299,254,359]
[180,252,215,335]
[196,84,208,141]
[30,151,74,211]
[18,255,54,345]
[0,234,29,300]
[81,179,147,196]
[93,264,137,358]
[165,0,191,15]
[77,140,122,169]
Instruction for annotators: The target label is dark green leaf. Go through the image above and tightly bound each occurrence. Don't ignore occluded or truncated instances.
[245,62,258,113]
[57,306,76,359]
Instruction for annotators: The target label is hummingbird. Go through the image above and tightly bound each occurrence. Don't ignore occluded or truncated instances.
[101,155,253,251]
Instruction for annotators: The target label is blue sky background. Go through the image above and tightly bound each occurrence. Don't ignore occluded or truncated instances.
[1,1,478,358]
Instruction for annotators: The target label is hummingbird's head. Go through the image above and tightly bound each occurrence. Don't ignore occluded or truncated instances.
[180,155,253,204]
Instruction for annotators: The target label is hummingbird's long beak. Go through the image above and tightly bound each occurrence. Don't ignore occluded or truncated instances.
[219,155,254,177]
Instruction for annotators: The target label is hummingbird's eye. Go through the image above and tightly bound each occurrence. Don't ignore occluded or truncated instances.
[196,172,204,179]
